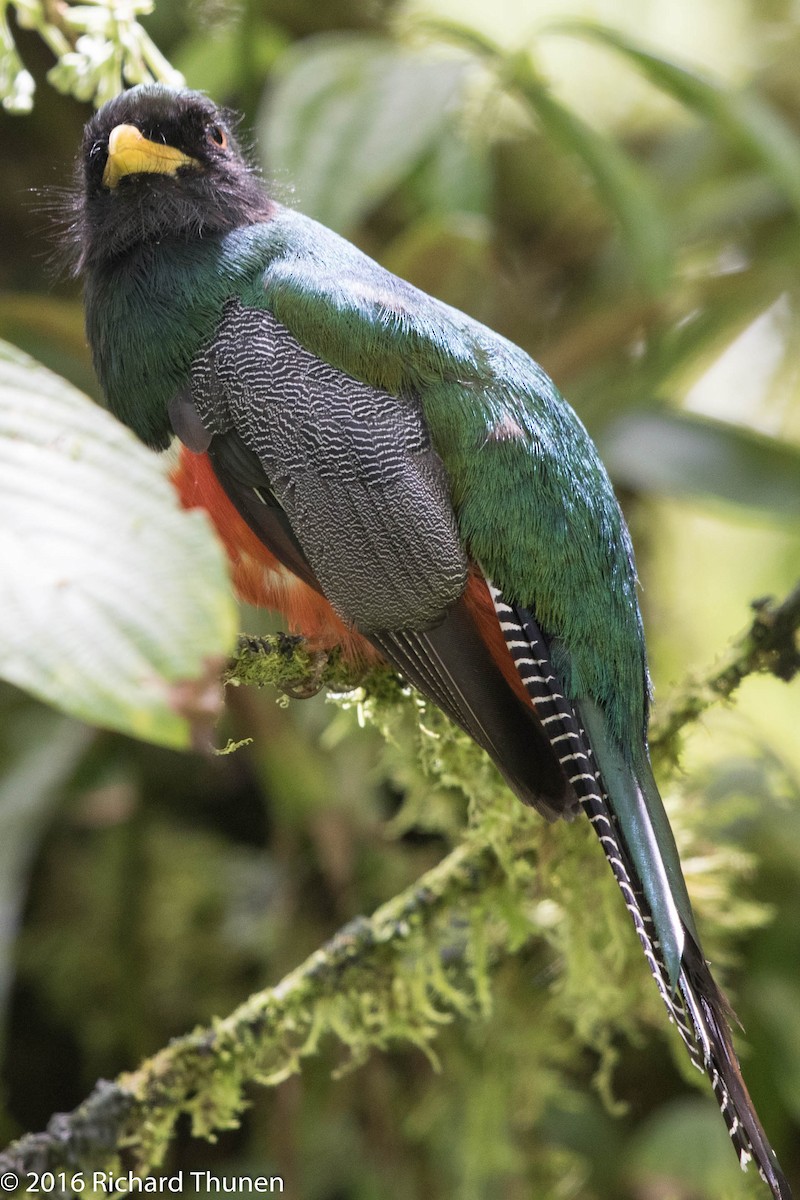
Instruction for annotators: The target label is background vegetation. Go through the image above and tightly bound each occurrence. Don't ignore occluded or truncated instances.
[0,0,799,1197]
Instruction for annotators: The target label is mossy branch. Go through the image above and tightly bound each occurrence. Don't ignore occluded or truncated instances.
[225,582,800,757]
[0,581,797,1181]
[0,836,516,1180]
[650,581,800,764]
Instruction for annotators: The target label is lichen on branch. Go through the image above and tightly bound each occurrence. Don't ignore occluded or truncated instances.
[0,580,797,1180]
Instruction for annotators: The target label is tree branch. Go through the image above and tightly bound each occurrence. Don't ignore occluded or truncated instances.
[650,581,800,762]
[1,580,797,1180]
[0,838,508,1178]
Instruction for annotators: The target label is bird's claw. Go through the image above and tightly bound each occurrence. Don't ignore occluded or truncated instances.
[281,649,331,698]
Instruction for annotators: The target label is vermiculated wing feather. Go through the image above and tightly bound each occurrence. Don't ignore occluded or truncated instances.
[175,300,573,819]
[190,298,468,634]
[487,582,791,1200]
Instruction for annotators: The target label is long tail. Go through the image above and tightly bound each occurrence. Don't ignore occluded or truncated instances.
[488,582,791,1200]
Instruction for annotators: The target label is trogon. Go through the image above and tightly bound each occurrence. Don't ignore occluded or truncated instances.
[74,84,791,1198]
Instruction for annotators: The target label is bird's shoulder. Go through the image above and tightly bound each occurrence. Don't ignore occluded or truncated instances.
[227,207,585,464]
[228,206,490,394]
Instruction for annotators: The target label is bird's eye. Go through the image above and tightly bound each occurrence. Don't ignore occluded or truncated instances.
[207,124,228,149]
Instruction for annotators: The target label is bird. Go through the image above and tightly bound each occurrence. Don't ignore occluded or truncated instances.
[73,83,790,1197]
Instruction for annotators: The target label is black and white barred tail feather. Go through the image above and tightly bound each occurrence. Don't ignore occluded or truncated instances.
[488,582,791,1200]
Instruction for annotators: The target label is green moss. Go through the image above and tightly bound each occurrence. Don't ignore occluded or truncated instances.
[3,595,794,1180]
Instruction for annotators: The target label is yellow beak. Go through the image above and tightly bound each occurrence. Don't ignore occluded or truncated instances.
[102,124,198,189]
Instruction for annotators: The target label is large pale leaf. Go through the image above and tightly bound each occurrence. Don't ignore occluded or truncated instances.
[258,34,469,232]
[0,342,238,747]
[600,407,800,516]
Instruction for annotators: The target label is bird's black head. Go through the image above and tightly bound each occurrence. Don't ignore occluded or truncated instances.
[74,85,273,272]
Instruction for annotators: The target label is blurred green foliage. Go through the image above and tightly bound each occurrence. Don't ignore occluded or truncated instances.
[0,0,799,1198]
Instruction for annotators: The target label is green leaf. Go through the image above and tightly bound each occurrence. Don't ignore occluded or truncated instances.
[513,76,671,292]
[629,1098,754,1196]
[0,708,89,1051]
[410,120,490,217]
[550,22,800,217]
[258,34,469,232]
[0,342,238,748]
[600,407,800,516]
[424,21,672,293]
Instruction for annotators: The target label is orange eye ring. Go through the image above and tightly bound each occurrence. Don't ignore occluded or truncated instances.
[207,124,228,149]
